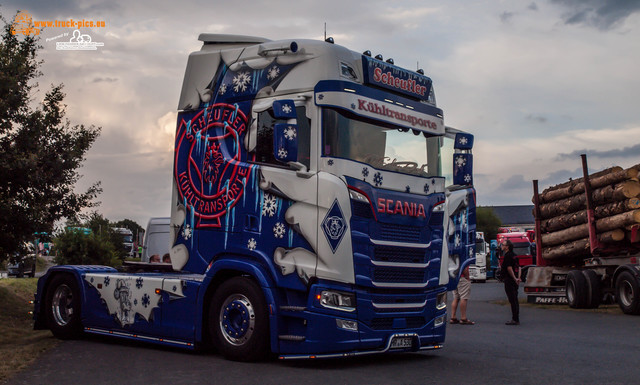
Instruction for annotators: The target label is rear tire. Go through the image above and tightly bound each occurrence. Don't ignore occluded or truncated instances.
[582,270,601,309]
[615,271,640,315]
[45,274,83,339]
[209,277,269,361]
[566,270,588,309]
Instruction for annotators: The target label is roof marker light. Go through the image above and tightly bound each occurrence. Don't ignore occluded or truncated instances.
[344,88,356,93]
[386,58,394,64]
[375,54,383,61]
[417,69,425,75]
[325,37,335,44]
[363,50,372,56]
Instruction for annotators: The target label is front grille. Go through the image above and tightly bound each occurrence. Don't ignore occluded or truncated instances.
[370,317,427,330]
[373,246,426,264]
[378,223,421,243]
[373,268,425,283]
[352,200,373,218]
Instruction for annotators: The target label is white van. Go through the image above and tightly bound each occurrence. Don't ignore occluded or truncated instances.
[141,217,171,262]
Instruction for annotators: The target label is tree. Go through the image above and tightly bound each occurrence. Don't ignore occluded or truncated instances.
[0,13,101,263]
[476,207,502,242]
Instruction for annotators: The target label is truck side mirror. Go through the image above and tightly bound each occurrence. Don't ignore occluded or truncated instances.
[272,100,297,119]
[273,123,298,163]
[453,133,474,186]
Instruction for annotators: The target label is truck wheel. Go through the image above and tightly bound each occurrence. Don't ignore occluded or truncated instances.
[582,270,601,309]
[209,277,269,361]
[45,274,83,339]
[615,271,640,315]
[566,270,588,309]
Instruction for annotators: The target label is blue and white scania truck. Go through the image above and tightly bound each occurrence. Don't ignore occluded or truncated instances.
[33,34,476,361]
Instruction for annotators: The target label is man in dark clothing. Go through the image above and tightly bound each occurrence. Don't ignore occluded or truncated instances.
[501,240,521,325]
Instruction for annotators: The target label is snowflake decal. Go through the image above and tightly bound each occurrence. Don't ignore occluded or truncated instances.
[277,147,288,159]
[136,277,144,289]
[454,233,461,247]
[141,293,150,308]
[281,103,293,115]
[173,285,177,292]
[262,194,278,217]
[461,212,468,229]
[247,238,257,251]
[232,72,251,92]
[405,186,411,193]
[469,247,474,258]
[284,126,297,140]
[351,103,356,109]
[328,159,334,166]
[267,66,280,80]
[362,167,369,178]
[90,277,94,283]
[455,156,467,168]
[459,137,468,146]
[273,222,286,239]
[218,83,227,95]
[182,224,192,240]
[464,174,472,183]
[134,298,138,306]
[424,183,430,194]
[373,172,383,187]
[103,276,110,287]
[318,94,324,100]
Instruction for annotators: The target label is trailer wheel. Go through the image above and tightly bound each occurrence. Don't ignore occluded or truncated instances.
[582,270,601,309]
[45,274,83,339]
[209,277,269,361]
[615,271,640,315]
[566,270,588,309]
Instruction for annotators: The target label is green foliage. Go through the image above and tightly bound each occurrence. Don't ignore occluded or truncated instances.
[0,12,101,263]
[477,207,502,241]
[53,228,115,266]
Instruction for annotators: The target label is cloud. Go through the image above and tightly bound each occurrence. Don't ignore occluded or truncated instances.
[551,0,640,30]
[500,11,515,23]
[525,114,548,124]
[92,77,117,83]
[528,2,539,11]
[556,143,640,160]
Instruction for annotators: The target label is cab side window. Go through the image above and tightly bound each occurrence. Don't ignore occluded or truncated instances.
[254,106,310,169]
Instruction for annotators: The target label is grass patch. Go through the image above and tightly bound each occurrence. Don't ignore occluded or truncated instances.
[0,278,58,383]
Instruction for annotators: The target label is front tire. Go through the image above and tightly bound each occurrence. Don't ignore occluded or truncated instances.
[45,274,83,339]
[615,271,640,315]
[209,277,269,361]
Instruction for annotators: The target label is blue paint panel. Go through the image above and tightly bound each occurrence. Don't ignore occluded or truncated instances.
[272,100,297,119]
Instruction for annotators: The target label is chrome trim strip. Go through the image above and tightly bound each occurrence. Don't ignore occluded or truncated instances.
[371,260,430,268]
[370,239,432,248]
[372,301,427,309]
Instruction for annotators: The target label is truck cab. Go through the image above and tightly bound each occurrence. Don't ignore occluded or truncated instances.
[33,34,476,361]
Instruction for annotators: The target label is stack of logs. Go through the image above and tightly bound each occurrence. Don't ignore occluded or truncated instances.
[536,164,640,261]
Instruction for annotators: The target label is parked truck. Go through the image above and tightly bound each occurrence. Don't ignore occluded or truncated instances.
[32,34,476,360]
[525,155,640,313]
[469,231,488,282]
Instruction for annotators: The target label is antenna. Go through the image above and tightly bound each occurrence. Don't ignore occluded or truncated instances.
[324,22,326,40]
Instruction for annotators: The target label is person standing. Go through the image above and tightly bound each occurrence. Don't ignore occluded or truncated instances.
[450,265,474,325]
[501,240,521,325]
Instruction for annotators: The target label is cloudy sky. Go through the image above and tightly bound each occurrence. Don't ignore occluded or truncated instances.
[3,0,640,227]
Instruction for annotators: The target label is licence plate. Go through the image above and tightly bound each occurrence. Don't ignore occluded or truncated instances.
[390,336,413,349]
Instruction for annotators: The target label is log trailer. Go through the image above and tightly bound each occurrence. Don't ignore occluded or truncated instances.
[32,34,477,360]
[525,155,640,314]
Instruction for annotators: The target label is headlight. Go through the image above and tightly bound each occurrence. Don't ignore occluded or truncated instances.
[319,290,356,312]
[436,291,447,310]
[348,188,370,204]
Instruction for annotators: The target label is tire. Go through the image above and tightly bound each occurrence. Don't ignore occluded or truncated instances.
[209,277,269,361]
[45,274,83,339]
[582,270,601,309]
[615,271,640,315]
[566,270,588,309]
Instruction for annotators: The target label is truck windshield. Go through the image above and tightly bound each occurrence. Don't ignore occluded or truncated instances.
[322,108,441,177]
[513,242,531,255]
